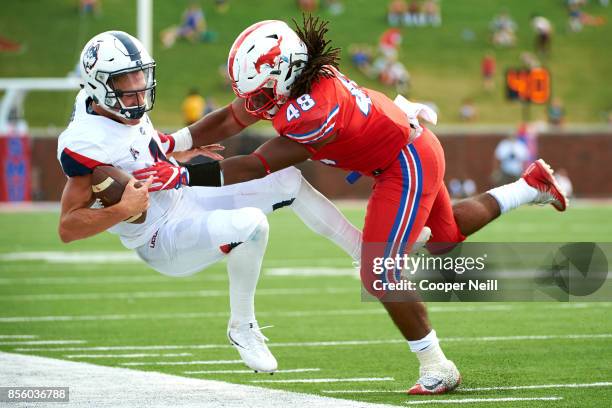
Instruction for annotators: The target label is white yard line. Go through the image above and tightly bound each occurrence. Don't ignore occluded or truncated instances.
[0,352,398,408]
[0,274,229,285]
[322,381,612,393]
[251,377,395,384]
[0,251,347,267]
[0,304,537,324]
[2,302,608,323]
[1,287,353,301]
[65,353,192,359]
[459,381,612,392]
[12,333,612,352]
[185,368,321,375]
[0,334,38,339]
[404,397,563,405]
[0,251,141,263]
[0,340,86,345]
[265,268,358,277]
[120,360,244,366]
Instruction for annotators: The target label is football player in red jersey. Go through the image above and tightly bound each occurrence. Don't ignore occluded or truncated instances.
[135,17,567,394]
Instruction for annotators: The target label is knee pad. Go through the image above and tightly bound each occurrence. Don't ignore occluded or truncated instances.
[208,207,268,248]
[273,166,303,196]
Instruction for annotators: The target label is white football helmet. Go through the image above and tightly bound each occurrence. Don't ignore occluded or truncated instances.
[228,20,308,119]
[79,31,156,120]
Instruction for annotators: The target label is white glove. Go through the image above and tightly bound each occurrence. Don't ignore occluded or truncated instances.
[393,95,438,143]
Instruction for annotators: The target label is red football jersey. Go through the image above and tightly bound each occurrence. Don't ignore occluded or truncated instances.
[272,68,412,175]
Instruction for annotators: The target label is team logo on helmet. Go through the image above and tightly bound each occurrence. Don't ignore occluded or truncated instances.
[254,37,283,74]
[83,43,100,73]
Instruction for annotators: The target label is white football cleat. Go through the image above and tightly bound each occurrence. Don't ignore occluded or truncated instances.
[227,321,277,373]
[407,359,461,395]
[522,159,568,211]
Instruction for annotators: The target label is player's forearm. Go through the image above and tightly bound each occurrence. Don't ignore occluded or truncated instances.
[188,105,242,146]
[219,155,269,185]
[58,205,130,243]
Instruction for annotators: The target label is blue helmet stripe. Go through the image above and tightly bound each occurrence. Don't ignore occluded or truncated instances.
[110,31,141,61]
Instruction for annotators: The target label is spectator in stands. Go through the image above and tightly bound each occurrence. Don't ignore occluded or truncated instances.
[297,0,319,12]
[568,3,584,32]
[182,88,205,126]
[554,168,574,198]
[160,2,216,48]
[492,134,530,186]
[481,52,496,91]
[349,44,374,76]
[459,98,478,122]
[423,0,441,27]
[325,0,345,16]
[178,2,207,42]
[387,0,408,27]
[407,0,424,26]
[548,97,565,127]
[80,0,101,16]
[449,178,477,199]
[520,51,541,69]
[215,0,230,14]
[379,28,402,59]
[490,11,517,47]
[532,15,553,57]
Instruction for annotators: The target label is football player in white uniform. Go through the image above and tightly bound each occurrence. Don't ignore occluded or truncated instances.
[57,31,363,373]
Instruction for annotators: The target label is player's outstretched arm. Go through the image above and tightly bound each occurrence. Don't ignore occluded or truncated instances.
[58,175,151,243]
[220,136,312,185]
[187,98,260,146]
[133,137,314,190]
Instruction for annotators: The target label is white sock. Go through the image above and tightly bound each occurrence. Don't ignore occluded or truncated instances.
[487,178,538,214]
[291,177,362,261]
[408,330,448,368]
[226,218,269,326]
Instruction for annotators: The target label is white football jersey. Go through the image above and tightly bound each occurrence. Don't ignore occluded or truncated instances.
[57,90,182,249]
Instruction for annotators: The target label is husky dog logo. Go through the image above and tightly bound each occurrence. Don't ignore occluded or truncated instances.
[83,43,100,73]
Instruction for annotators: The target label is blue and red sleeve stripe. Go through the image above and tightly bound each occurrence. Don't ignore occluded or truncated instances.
[60,148,107,177]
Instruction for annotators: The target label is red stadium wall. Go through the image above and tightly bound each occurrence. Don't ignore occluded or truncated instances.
[31,131,612,201]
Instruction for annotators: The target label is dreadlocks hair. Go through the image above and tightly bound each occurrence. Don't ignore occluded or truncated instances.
[289,14,341,99]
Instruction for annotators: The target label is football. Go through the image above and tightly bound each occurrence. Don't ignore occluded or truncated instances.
[91,165,147,224]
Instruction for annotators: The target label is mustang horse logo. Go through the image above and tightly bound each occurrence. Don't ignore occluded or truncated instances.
[83,43,100,73]
[253,37,282,74]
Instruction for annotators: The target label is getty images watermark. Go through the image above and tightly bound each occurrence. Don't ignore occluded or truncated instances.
[372,252,493,293]
[359,242,611,302]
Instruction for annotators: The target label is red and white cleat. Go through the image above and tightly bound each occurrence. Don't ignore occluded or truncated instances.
[407,360,461,395]
[522,159,568,212]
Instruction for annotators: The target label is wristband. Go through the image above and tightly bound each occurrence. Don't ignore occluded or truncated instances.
[171,127,193,152]
[185,161,222,187]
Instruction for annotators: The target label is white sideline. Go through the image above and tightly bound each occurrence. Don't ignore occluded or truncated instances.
[185,368,321,375]
[0,352,398,408]
[0,304,532,323]
[13,333,612,352]
[1,287,354,301]
[0,251,347,267]
[0,340,86,345]
[3,302,608,324]
[121,359,244,366]
[265,268,358,277]
[322,381,612,393]
[65,353,192,359]
[459,381,612,392]
[251,377,395,384]
[0,335,38,339]
[404,397,563,405]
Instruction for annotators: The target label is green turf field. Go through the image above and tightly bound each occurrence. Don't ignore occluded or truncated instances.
[0,205,611,407]
[1,0,611,127]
